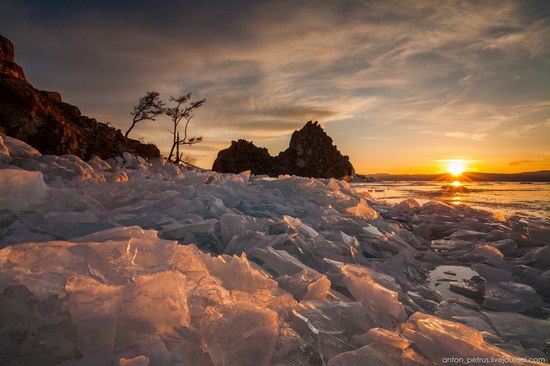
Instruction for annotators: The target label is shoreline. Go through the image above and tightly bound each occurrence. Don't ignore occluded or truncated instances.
[352,181,550,222]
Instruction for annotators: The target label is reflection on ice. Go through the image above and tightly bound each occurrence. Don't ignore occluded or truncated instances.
[428,265,479,301]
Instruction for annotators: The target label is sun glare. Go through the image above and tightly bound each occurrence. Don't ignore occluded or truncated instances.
[447,161,466,176]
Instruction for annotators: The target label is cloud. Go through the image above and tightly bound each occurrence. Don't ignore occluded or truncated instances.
[421,130,487,141]
[361,136,394,141]
[502,123,543,138]
[444,132,487,141]
[509,160,535,166]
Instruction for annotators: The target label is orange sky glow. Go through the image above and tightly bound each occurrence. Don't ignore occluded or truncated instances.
[2,1,549,174]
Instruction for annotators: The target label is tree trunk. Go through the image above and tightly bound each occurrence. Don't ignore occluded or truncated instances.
[175,132,180,163]
[124,122,137,138]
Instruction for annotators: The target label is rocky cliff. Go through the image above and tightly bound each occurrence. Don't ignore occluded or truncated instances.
[0,35,160,161]
[213,121,355,179]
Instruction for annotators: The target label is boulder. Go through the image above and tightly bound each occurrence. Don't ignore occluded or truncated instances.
[0,35,160,161]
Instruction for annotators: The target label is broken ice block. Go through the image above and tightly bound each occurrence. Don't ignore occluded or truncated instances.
[76,313,117,359]
[119,271,192,333]
[290,301,370,362]
[277,268,331,301]
[517,245,550,270]
[252,247,313,276]
[199,251,277,292]
[327,343,403,366]
[284,215,319,238]
[473,244,518,274]
[160,218,217,240]
[201,302,278,366]
[224,231,289,256]
[471,263,514,283]
[1,134,41,157]
[403,312,546,366]
[119,355,151,366]
[346,198,379,220]
[341,264,406,325]
[0,134,13,164]
[0,169,49,212]
[483,281,542,312]
[483,311,550,351]
[352,327,410,349]
[220,214,266,246]
[487,239,517,256]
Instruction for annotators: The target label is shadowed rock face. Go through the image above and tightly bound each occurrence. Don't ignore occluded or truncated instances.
[275,121,354,178]
[212,139,275,175]
[213,121,355,179]
[0,35,160,161]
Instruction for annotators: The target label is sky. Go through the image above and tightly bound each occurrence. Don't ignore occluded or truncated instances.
[1,0,550,174]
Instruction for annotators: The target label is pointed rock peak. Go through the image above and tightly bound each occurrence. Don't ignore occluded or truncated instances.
[213,121,355,179]
[0,35,15,63]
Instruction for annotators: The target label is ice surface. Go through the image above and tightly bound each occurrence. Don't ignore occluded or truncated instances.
[345,198,379,220]
[1,134,41,157]
[201,302,278,366]
[0,136,549,365]
[0,169,49,213]
[328,327,432,366]
[517,245,550,270]
[199,251,277,292]
[0,135,13,164]
[471,263,514,283]
[403,313,546,366]
[340,263,407,325]
[290,300,371,362]
[277,268,331,301]
[482,311,550,350]
[483,281,542,312]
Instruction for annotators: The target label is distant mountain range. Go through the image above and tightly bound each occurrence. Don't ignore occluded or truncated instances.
[367,171,550,182]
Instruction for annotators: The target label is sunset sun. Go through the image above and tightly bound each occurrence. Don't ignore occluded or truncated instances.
[447,161,466,176]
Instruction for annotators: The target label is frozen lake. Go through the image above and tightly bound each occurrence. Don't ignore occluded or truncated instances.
[2,134,550,365]
[352,181,550,220]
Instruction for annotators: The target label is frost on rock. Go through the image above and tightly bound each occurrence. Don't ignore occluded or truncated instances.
[0,136,549,365]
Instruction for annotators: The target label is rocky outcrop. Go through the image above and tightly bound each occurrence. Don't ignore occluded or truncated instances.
[212,121,355,179]
[275,121,354,178]
[212,139,274,175]
[0,35,160,160]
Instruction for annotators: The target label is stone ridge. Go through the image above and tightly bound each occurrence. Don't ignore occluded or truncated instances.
[0,35,160,161]
[212,121,355,179]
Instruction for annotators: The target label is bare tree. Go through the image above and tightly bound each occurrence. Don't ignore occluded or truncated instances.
[166,93,206,163]
[125,91,165,138]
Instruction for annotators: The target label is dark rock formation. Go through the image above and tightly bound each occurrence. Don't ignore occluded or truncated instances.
[212,139,274,175]
[275,121,354,178]
[0,35,160,160]
[213,121,355,179]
